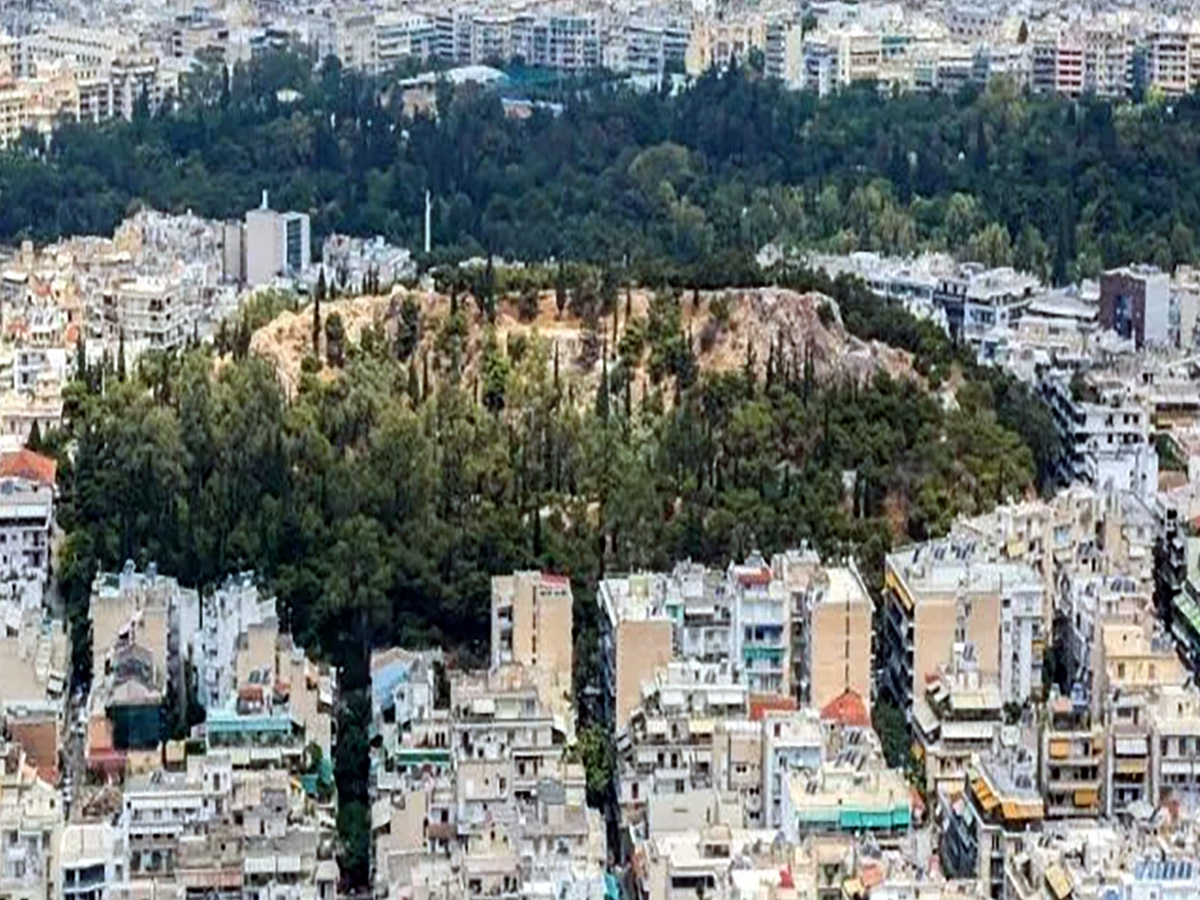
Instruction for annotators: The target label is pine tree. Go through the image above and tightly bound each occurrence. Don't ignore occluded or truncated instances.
[74,335,86,384]
[117,330,127,382]
[313,269,326,354]
[26,420,41,452]
[596,337,609,421]
[407,360,421,406]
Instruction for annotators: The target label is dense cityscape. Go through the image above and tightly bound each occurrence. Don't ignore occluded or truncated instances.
[3,2,1200,900]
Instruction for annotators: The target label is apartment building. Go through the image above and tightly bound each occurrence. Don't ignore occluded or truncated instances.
[616,660,750,830]
[182,572,277,712]
[790,560,872,712]
[940,750,1044,900]
[371,659,604,900]
[1042,372,1158,496]
[881,539,1043,714]
[1145,25,1199,96]
[779,731,911,843]
[761,710,822,829]
[0,449,54,609]
[244,196,312,288]
[1149,685,1200,813]
[90,277,190,356]
[911,651,1004,793]
[490,571,572,683]
[597,573,675,734]
[1101,265,1171,349]
[0,741,63,900]
[1041,689,1105,818]
[59,823,124,900]
[685,16,766,75]
[118,746,337,900]
[1094,619,1184,816]
[935,264,1042,345]
[1056,573,1148,695]
[728,553,790,697]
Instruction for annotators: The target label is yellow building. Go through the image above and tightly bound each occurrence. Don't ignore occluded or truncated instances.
[685,16,767,75]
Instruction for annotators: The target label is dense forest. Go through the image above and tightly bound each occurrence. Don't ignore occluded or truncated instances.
[6,50,1200,281]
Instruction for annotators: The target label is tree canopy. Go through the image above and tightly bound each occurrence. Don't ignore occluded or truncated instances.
[6,52,1200,283]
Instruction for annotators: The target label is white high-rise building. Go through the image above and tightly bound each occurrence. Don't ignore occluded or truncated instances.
[244,192,311,287]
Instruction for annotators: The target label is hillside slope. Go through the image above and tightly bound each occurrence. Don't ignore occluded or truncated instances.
[249,286,916,397]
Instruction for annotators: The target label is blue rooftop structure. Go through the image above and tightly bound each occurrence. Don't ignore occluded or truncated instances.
[1133,859,1196,881]
[371,659,412,714]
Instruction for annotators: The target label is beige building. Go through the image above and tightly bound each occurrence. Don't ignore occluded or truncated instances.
[598,575,674,734]
[684,16,767,75]
[1095,619,1183,816]
[87,565,178,690]
[1041,690,1104,818]
[796,564,872,713]
[882,540,1044,712]
[0,742,62,900]
[490,571,572,684]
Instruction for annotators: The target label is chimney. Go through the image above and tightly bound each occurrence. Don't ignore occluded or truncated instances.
[261,190,269,210]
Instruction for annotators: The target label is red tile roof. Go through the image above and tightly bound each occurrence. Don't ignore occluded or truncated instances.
[737,567,771,587]
[749,694,797,721]
[820,689,871,729]
[0,449,56,486]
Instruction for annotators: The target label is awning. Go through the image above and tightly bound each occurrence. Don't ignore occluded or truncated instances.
[971,777,999,813]
[1115,737,1147,756]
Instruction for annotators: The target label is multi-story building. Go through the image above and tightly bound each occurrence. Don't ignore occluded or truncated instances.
[616,660,750,830]
[597,573,675,734]
[90,277,189,357]
[1041,688,1105,818]
[1042,372,1158,496]
[371,659,603,900]
[0,449,54,609]
[244,194,311,287]
[789,558,873,712]
[780,729,912,843]
[1094,619,1184,816]
[1101,265,1171,349]
[0,741,63,900]
[940,750,1044,900]
[183,572,277,712]
[728,552,790,697]
[1149,685,1200,814]
[881,538,1044,714]
[58,823,124,900]
[685,16,767,75]
[934,264,1042,345]
[490,571,572,684]
[912,651,1004,793]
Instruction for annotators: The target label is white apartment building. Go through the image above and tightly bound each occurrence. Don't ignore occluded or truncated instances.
[1042,373,1158,497]
[89,277,190,357]
[59,823,124,900]
[0,742,63,900]
[245,195,311,288]
[0,449,55,608]
[182,572,277,712]
[728,552,790,697]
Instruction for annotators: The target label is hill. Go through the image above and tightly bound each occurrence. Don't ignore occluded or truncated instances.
[249,286,916,398]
